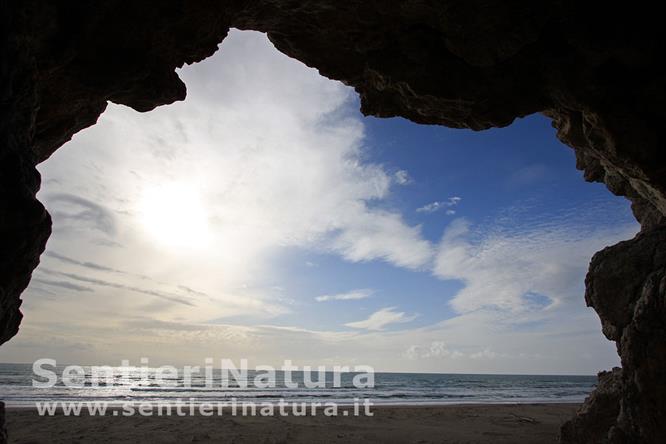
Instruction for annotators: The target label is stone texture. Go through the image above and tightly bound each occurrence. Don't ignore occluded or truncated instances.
[1,3,52,345]
[0,1,663,442]
[0,401,6,444]
[578,229,666,443]
[560,368,623,444]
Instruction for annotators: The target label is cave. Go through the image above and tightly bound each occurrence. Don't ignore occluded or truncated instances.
[0,1,663,442]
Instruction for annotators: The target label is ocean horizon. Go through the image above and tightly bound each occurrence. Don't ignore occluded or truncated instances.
[0,363,596,407]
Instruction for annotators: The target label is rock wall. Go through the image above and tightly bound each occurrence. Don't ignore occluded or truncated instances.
[0,402,6,444]
[1,1,663,442]
[560,367,623,443]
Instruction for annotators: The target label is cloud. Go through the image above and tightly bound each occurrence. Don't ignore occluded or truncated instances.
[315,288,373,302]
[45,251,122,274]
[123,317,206,332]
[29,30,436,332]
[404,341,464,360]
[433,207,638,314]
[37,268,196,307]
[45,251,210,295]
[345,307,417,331]
[46,193,116,235]
[417,202,444,214]
[417,196,461,214]
[31,278,93,293]
[403,341,504,361]
[469,348,506,360]
[329,210,434,269]
[394,170,411,185]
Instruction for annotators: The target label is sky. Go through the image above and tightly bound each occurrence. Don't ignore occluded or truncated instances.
[0,30,638,374]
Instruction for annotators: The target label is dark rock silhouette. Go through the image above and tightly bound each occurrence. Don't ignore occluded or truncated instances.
[0,402,6,444]
[0,1,663,442]
[560,368,622,443]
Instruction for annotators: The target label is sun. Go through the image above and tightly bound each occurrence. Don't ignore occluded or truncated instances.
[138,183,211,248]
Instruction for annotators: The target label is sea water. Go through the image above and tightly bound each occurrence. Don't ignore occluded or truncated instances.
[0,363,595,407]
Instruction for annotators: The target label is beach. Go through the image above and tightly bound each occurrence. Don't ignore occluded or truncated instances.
[5,403,578,443]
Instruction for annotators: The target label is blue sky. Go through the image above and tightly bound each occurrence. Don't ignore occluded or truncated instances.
[0,31,637,374]
[265,114,636,334]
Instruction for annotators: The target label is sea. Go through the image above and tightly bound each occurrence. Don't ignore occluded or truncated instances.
[0,363,595,407]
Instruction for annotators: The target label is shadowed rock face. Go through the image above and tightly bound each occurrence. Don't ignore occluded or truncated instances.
[0,1,663,442]
[560,367,623,443]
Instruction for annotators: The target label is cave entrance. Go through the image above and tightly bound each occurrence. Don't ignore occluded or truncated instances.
[1,31,636,381]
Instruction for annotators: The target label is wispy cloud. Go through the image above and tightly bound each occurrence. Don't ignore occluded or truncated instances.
[31,278,93,293]
[30,29,441,333]
[433,206,637,314]
[404,341,463,360]
[417,196,461,214]
[394,170,411,185]
[123,317,205,332]
[330,210,434,270]
[315,289,373,302]
[345,307,417,331]
[469,348,507,360]
[45,251,122,274]
[36,268,196,307]
[47,193,116,235]
[45,250,179,286]
[404,343,505,361]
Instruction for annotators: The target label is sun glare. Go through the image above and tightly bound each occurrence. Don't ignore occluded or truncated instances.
[139,183,210,248]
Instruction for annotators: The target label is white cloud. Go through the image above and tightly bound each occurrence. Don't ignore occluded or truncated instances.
[404,341,504,361]
[417,202,442,213]
[417,196,461,214]
[404,341,464,360]
[434,211,638,314]
[315,289,373,302]
[329,210,433,269]
[1,301,622,373]
[10,200,634,373]
[469,348,506,360]
[32,30,433,328]
[394,170,411,185]
[345,307,417,331]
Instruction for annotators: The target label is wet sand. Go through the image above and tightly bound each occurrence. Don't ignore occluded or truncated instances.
[5,403,578,443]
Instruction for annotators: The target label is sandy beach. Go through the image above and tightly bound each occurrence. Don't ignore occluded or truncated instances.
[4,403,578,443]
